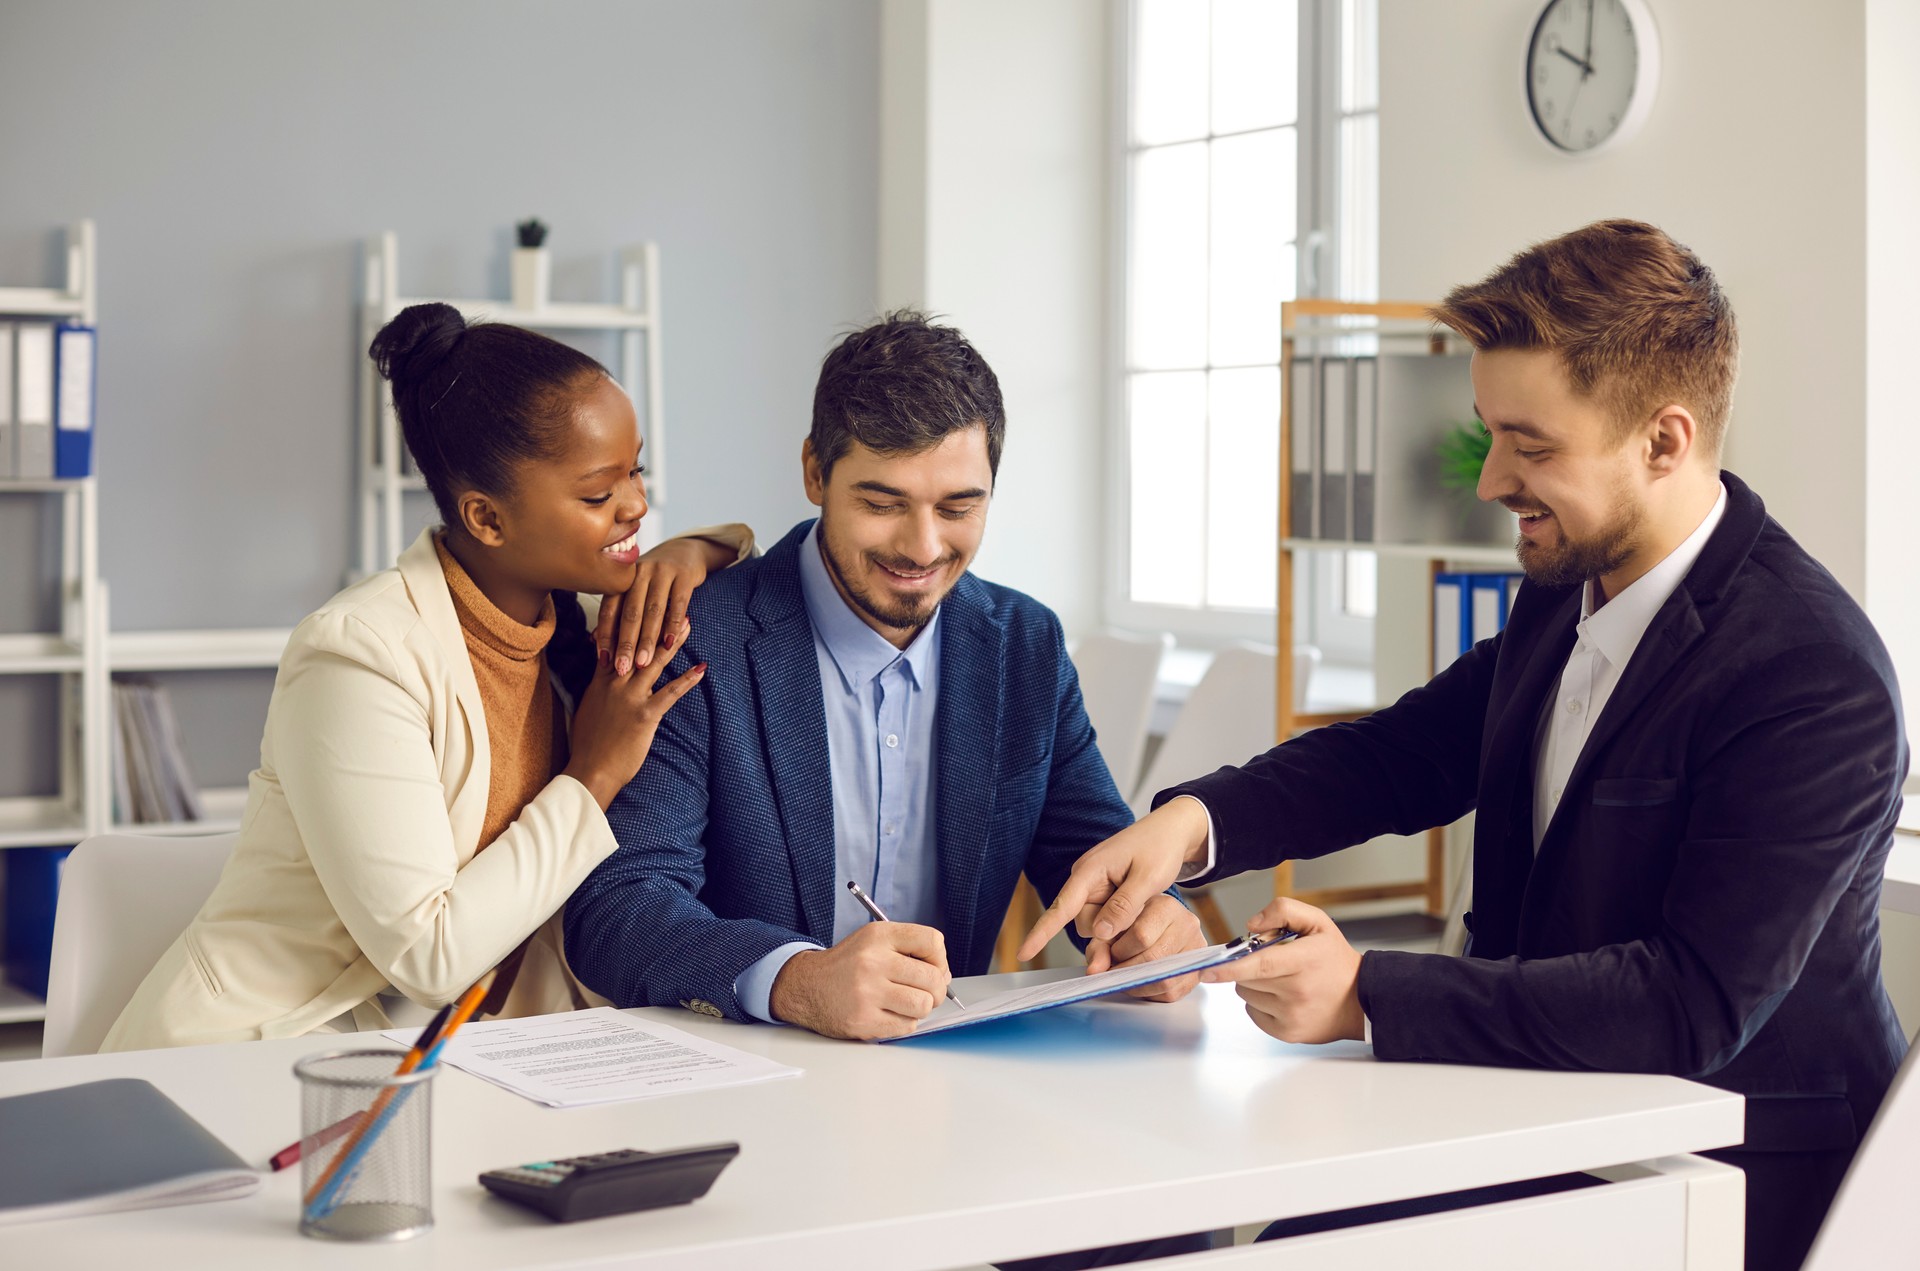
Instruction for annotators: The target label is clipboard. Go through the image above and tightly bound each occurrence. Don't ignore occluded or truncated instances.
[886,931,1298,1042]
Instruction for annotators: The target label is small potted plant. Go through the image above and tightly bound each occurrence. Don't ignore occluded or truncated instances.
[1436,420,1515,542]
[511,218,549,312]
[1436,420,1491,495]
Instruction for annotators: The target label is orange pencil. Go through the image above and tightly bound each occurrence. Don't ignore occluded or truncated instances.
[269,1001,454,1171]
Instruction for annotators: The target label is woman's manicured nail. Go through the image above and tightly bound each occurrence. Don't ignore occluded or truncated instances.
[616,655,631,676]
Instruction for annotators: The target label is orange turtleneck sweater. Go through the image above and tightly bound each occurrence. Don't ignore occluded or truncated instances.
[433,535,570,852]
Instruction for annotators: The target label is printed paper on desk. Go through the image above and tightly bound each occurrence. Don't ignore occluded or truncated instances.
[383,1007,800,1108]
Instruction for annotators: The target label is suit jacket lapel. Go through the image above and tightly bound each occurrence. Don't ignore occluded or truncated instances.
[1520,475,1760,931]
[1472,585,1579,957]
[745,528,838,945]
[933,580,1002,966]
[1523,586,1707,920]
[396,528,491,852]
[1559,593,1704,801]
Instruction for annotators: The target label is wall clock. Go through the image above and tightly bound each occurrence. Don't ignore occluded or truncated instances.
[1525,0,1661,154]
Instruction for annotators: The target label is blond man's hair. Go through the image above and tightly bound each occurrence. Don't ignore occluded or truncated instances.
[1431,219,1739,456]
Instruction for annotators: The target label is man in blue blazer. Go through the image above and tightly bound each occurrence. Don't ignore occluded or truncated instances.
[1027,222,1908,1271]
[566,312,1205,1044]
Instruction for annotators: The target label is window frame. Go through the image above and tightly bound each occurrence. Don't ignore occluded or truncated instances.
[1105,0,1376,657]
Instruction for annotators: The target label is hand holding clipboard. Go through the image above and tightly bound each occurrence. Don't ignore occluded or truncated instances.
[1198,896,1367,1046]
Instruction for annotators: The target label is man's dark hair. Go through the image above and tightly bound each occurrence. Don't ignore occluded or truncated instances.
[809,310,1005,480]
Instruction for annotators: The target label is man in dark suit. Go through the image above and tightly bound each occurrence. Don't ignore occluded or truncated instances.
[1024,221,1908,1271]
[565,311,1206,1044]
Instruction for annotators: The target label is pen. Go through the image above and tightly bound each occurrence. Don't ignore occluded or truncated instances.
[269,1000,454,1171]
[1232,928,1303,953]
[845,880,965,1008]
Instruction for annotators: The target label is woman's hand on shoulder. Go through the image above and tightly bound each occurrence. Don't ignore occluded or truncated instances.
[563,642,708,810]
[595,536,735,676]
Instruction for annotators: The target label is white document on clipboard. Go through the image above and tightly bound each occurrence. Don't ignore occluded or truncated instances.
[887,932,1294,1042]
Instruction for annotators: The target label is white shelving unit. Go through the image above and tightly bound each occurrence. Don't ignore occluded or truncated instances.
[104,624,290,836]
[1,224,104,855]
[355,231,668,579]
[1,223,103,1026]
[1,224,290,1027]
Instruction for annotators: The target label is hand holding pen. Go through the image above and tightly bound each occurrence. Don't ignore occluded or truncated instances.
[846,881,964,1008]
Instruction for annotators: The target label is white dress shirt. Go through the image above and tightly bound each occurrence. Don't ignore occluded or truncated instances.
[1531,482,1726,850]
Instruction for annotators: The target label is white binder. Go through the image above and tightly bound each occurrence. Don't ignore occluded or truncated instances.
[13,323,54,479]
[1288,355,1317,537]
[0,323,14,480]
[1319,357,1350,540]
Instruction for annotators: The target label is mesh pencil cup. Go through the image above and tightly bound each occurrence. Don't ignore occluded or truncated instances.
[293,1049,437,1241]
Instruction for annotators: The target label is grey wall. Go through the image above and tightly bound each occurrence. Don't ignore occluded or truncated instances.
[0,0,878,790]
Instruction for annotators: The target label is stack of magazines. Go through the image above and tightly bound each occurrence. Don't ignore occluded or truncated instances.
[111,678,204,824]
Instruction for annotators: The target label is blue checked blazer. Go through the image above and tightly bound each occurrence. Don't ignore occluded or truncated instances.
[564,520,1135,1022]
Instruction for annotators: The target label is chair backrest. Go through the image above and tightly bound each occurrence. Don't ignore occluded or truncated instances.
[41,831,237,1057]
[1801,1030,1920,1270]
[1130,644,1281,818]
[1070,630,1173,799]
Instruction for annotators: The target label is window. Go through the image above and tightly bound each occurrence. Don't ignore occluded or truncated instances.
[1113,0,1378,651]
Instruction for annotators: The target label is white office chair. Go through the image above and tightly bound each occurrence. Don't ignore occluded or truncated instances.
[1069,629,1173,798]
[41,831,237,1057]
[1800,1028,1920,1269]
[1130,645,1301,820]
[1129,645,1306,943]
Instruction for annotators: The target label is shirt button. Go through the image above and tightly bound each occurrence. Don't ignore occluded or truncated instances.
[1565,699,1582,716]
[1553,787,1563,802]
[885,733,899,748]
[885,823,897,835]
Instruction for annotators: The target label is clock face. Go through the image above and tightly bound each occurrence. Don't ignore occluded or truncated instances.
[1526,0,1659,154]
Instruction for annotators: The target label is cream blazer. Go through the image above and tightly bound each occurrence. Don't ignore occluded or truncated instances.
[103,524,747,1052]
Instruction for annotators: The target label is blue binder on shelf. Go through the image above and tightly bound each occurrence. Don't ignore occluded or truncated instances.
[53,322,95,478]
[1432,571,1523,676]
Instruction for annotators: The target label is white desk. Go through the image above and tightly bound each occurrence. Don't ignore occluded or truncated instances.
[1,975,1743,1270]
[1888,797,1920,915]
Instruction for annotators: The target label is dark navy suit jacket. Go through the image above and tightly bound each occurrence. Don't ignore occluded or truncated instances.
[1164,473,1908,1263]
[565,520,1134,1022]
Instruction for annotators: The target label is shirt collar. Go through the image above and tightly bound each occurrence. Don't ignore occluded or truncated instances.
[796,521,939,694]
[1576,480,1728,667]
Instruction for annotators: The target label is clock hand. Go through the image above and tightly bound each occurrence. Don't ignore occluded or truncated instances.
[1554,45,1594,74]
[1582,0,1596,75]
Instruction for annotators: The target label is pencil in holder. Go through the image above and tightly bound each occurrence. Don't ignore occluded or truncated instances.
[293,1048,436,1241]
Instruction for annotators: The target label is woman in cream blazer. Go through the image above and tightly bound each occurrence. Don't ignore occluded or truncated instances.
[104,305,744,1050]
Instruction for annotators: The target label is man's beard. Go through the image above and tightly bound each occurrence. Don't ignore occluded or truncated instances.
[818,525,955,634]
[1511,495,1644,589]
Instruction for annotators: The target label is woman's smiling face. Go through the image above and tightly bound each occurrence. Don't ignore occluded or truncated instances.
[461,373,650,606]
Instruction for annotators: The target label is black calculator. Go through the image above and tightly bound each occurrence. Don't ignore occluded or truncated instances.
[479,1143,740,1222]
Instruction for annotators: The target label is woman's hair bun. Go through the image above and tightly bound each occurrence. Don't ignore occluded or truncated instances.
[368,302,468,389]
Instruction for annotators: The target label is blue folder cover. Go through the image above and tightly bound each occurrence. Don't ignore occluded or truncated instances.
[52,322,95,479]
[885,934,1288,1042]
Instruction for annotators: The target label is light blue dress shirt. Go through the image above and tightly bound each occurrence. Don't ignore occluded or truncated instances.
[733,522,943,1022]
